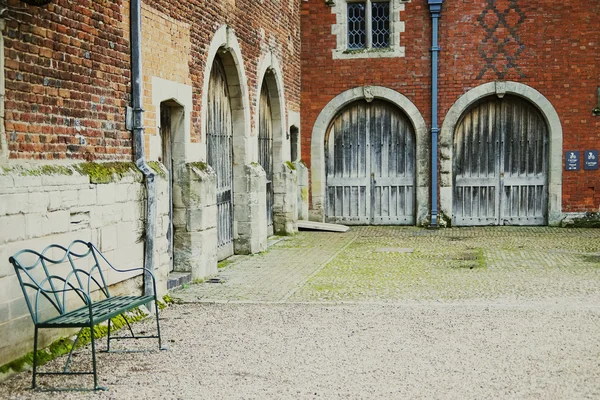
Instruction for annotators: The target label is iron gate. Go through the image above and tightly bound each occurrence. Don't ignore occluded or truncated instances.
[258,83,274,235]
[207,58,234,258]
[325,100,416,225]
[453,95,549,226]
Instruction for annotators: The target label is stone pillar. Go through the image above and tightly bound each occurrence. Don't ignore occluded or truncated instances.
[273,162,298,235]
[295,161,309,221]
[172,162,217,279]
[233,163,267,254]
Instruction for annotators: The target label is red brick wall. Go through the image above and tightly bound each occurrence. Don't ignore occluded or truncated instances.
[301,0,600,212]
[3,0,132,161]
[3,0,301,161]
[142,0,301,144]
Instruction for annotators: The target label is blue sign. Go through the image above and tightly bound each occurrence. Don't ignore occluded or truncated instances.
[584,150,598,170]
[565,151,580,171]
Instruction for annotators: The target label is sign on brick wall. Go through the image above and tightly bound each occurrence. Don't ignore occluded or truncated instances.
[565,151,580,171]
[584,150,598,170]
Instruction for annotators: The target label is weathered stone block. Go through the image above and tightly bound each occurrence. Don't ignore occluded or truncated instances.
[25,213,43,239]
[0,215,26,244]
[2,193,28,215]
[78,188,97,206]
[186,205,217,232]
[97,184,116,205]
[42,211,70,236]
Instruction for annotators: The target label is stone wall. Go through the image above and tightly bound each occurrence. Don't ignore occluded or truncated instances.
[0,165,169,367]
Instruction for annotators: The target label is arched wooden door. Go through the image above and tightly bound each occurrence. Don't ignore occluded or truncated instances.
[258,83,274,236]
[453,95,549,226]
[207,58,234,258]
[325,100,416,225]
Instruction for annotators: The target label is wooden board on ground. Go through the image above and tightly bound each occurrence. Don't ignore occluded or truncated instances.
[297,221,350,232]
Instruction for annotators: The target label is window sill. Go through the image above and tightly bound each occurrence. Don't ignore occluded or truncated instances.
[332,46,405,60]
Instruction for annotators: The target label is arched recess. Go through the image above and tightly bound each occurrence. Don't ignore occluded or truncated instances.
[439,82,563,226]
[255,53,287,167]
[311,86,429,225]
[159,99,185,272]
[256,53,287,236]
[202,25,251,165]
[202,26,251,259]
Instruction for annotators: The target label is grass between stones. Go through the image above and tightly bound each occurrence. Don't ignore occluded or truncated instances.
[291,227,600,302]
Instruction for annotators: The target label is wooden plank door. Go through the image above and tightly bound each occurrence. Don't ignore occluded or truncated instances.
[207,58,234,259]
[258,83,274,235]
[370,101,415,224]
[325,100,415,225]
[453,96,548,226]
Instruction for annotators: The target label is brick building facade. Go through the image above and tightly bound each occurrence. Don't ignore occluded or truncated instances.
[301,0,599,226]
[0,0,598,373]
[0,0,301,369]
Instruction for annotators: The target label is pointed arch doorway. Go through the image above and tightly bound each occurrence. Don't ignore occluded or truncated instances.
[207,57,234,259]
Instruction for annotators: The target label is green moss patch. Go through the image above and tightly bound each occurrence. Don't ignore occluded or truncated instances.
[74,162,142,184]
[188,161,209,172]
[0,308,149,378]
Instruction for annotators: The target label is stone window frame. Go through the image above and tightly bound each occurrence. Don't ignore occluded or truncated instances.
[330,0,409,60]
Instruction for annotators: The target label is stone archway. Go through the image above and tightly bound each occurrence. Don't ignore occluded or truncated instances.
[310,86,429,225]
[439,81,563,226]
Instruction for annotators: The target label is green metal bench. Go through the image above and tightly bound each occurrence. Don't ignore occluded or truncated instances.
[9,240,164,391]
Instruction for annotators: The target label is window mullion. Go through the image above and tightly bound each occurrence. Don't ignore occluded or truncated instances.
[366,0,372,49]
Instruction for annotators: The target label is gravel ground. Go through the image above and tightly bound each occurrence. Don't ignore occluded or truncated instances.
[2,227,600,399]
[1,302,599,400]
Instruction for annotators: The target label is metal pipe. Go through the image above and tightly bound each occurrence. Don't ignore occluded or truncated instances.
[428,0,443,228]
[131,0,157,297]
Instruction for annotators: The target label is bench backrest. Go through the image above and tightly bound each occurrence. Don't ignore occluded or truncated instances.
[9,240,111,324]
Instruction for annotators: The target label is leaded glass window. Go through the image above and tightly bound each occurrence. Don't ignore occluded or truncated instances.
[371,2,390,48]
[347,3,366,49]
[346,1,390,50]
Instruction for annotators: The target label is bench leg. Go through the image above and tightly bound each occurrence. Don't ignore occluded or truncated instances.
[154,300,166,350]
[106,318,111,352]
[89,324,106,391]
[32,327,39,389]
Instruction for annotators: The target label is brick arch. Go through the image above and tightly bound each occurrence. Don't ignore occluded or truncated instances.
[439,81,563,225]
[310,86,429,225]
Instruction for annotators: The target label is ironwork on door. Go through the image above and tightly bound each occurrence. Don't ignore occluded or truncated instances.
[453,95,549,226]
[160,103,174,272]
[258,83,274,235]
[325,100,416,225]
[207,58,234,258]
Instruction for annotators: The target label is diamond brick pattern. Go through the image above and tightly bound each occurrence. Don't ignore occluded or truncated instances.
[477,0,526,79]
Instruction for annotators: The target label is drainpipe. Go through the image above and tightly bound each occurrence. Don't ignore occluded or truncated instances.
[131,0,157,297]
[428,0,443,228]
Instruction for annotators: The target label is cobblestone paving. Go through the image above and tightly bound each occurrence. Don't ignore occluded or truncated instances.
[173,231,356,303]
[175,226,600,304]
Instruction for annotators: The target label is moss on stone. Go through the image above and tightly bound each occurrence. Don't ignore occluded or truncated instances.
[74,162,141,184]
[285,161,296,170]
[148,161,167,179]
[19,165,74,176]
[569,212,600,228]
[0,308,148,377]
[188,161,209,172]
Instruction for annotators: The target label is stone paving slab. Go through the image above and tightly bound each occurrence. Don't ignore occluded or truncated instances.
[173,231,357,303]
[174,226,600,305]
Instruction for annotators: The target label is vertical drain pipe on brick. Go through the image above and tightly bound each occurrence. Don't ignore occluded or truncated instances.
[131,0,158,299]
